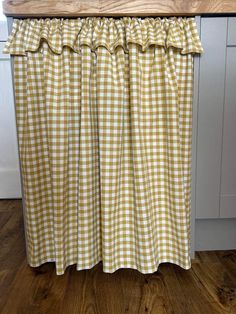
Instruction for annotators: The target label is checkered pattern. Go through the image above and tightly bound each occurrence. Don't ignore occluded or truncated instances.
[5,17,203,275]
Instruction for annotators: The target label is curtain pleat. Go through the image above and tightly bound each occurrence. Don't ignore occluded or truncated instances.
[4,17,203,275]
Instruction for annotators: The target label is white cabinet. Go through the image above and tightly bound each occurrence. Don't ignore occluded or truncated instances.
[0,27,21,198]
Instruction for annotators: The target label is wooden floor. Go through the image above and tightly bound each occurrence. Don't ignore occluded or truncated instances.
[0,200,236,314]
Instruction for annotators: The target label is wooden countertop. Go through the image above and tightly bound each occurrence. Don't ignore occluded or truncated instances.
[3,0,236,17]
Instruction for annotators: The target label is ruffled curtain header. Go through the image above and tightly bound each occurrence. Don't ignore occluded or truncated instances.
[4,17,203,55]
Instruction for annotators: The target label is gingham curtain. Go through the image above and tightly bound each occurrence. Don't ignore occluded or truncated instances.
[4,17,203,275]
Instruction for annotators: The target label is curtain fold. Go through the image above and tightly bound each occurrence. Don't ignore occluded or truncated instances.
[4,17,203,275]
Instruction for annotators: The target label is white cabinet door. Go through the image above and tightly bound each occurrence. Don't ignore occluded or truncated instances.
[196,17,227,218]
[0,17,21,198]
[220,47,236,218]
[196,17,236,219]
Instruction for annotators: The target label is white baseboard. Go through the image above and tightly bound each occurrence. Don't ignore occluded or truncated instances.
[0,168,21,198]
[196,218,236,251]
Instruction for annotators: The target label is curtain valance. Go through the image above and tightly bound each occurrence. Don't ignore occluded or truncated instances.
[4,17,203,55]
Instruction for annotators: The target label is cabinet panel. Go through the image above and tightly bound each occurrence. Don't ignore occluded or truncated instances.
[227,18,236,46]
[196,18,227,219]
[0,20,8,41]
[220,47,236,218]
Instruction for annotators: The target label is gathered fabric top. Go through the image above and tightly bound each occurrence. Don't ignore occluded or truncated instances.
[4,17,203,55]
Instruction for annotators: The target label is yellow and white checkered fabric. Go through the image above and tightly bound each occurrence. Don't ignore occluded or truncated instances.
[4,17,203,275]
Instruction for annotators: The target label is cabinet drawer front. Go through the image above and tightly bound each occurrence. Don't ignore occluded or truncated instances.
[227,18,236,46]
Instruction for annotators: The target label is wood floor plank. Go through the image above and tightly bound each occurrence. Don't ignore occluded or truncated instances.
[0,199,236,314]
[192,252,236,314]
[0,199,22,212]
[0,200,26,310]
